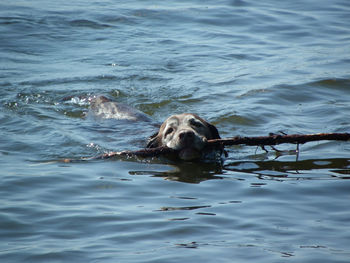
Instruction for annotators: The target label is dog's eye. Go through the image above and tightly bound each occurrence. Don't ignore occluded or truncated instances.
[164,128,174,137]
[190,119,202,128]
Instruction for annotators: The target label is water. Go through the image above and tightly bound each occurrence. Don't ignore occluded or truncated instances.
[1,0,350,262]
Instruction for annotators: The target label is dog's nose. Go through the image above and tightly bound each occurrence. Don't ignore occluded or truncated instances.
[179,130,195,141]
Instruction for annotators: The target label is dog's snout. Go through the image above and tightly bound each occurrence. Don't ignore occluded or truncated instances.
[179,130,195,141]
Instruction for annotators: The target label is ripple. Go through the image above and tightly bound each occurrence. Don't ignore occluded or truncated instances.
[18,75,120,87]
[69,19,112,29]
[157,205,211,212]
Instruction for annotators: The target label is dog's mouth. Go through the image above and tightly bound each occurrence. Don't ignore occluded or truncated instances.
[170,135,208,161]
[178,147,201,161]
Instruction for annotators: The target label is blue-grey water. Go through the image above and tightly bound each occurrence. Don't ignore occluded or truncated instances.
[1,0,350,262]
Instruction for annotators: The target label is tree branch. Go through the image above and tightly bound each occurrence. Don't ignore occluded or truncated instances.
[208,132,350,147]
[85,132,349,160]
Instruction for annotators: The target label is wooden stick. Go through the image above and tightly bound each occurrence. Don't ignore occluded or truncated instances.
[208,132,350,147]
[82,132,349,160]
[94,147,178,159]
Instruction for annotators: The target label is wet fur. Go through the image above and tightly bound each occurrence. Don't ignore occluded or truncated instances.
[89,96,223,161]
[147,114,221,148]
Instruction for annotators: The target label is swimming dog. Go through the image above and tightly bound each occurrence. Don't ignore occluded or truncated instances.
[90,95,223,161]
[147,113,222,161]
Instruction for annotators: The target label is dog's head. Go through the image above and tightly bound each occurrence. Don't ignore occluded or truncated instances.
[147,113,221,161]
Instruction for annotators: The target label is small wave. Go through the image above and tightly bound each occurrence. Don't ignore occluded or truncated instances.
[62,95,92,106]
[310,78,350,90]
[18,75,120,88]
[0,15,37,26]
[69,19,112,29]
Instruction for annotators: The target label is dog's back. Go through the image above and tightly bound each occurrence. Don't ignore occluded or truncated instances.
[89,95,153,122]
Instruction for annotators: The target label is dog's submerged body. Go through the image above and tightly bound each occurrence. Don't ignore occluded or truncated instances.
[90,95,224,161]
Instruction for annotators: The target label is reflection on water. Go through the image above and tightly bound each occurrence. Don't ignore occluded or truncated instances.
[224,158,350,181]
[130,161,225,183]
[126,154,350,184]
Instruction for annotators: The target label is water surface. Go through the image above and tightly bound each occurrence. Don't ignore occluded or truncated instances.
[1,0,350,262]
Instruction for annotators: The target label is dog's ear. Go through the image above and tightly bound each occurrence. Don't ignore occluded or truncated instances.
[146,132,161,148]
[207,123,221,139]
